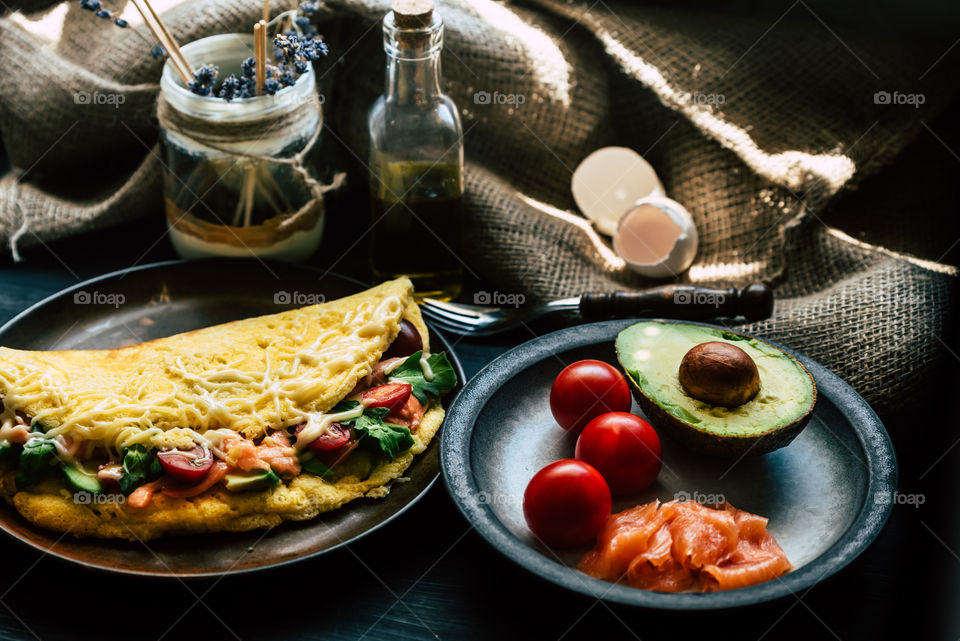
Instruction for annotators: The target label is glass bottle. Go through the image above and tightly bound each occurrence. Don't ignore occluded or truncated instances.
[368,0,464,301]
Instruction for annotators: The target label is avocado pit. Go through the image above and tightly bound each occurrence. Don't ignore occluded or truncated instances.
[678,341,760,408]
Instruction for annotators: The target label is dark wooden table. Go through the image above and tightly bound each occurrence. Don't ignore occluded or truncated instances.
[0,204,956,641]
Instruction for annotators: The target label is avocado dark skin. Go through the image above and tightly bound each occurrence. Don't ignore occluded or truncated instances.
[678,342,760,408]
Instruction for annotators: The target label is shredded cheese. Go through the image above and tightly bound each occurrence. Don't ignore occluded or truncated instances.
[0,292,407,453]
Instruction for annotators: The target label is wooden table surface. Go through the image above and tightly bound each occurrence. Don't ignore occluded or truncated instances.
[0,207,956,641]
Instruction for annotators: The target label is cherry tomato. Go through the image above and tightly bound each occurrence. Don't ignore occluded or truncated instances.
[575,412,662,494]
[294,421,352,454]
[523,459,612,547]
[549,360,632,433]
[383,320,424,359]
[362,382,412,413]
[157,444,213,483]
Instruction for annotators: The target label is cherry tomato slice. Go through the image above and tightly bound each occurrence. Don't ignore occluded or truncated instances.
[295,421,352,453]
[523,459,612,547]
[157,444,214,483]
[362,382,412,413]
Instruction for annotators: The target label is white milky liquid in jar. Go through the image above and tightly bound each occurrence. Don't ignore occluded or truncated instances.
[615,204,684,264]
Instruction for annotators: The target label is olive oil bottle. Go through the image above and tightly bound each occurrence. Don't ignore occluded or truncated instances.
[368,0,464,300]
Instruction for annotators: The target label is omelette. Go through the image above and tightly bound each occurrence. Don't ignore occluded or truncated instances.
[0,277,457,540]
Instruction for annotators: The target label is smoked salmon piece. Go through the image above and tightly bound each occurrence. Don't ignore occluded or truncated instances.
[578,499,792,593]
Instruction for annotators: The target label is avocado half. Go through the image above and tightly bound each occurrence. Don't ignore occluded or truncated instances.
[616,321,817,457]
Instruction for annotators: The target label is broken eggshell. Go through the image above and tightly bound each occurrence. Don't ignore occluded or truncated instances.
[571,147,666,236]
[613,197,698,278]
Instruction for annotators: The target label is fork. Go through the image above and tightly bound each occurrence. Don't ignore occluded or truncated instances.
[420,283,773,337]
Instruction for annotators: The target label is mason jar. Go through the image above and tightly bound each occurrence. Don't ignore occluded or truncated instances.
[158,34,325,261]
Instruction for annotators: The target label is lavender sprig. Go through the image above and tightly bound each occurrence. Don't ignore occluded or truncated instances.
[187,64,219,97]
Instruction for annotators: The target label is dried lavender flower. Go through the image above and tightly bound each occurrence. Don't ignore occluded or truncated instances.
[79,0,101,11]
[114,17,127,27]
[95,8,111,18]
[241,57,257,78]
[218,74,241,101]
[188,64,219,97]
[151,44,166,59]
[264,78,280,95]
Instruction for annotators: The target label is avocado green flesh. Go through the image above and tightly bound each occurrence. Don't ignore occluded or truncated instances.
[62,465,102,493]
[224,469,280,492]
[616,322,814,437]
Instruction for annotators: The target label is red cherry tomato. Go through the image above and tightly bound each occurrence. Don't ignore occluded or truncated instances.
[383,319,424,359]
[157,444,213,483]
[575,412,662,494]
[295,421,352,453]
[523,459,612,547]
[549,360,632,433]
[362,382,413,413]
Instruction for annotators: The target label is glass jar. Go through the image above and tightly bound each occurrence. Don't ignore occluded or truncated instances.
[159,34,324,261]
[367,5,464,300]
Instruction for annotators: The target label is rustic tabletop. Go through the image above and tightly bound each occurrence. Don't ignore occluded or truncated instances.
[0,195,955,641]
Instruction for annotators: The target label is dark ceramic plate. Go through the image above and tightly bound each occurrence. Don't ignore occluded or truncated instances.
[441,320,896,609]
[0,259,464,577]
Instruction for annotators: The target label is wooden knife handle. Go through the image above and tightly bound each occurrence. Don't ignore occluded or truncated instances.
[579,284,773,322]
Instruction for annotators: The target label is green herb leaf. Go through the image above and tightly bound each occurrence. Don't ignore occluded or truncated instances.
[300,458,334,479]
[15,438,58,488]
[329,402,415,461]
[0,443,23,471]
[118,444,162,495]
[387,350,457,403]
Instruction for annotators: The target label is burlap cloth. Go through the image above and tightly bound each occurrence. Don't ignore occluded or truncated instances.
[0,0,954,416]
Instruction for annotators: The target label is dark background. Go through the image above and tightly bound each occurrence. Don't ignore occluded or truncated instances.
[0,0,959,639]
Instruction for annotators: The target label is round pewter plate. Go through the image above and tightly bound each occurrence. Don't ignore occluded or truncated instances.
[441,319,896,609]
[0,259,464,577]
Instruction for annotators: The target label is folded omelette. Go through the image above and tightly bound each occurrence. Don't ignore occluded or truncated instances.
[0,277,457,540]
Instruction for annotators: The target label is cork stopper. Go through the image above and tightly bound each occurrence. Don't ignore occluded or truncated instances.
[392,0,434,28]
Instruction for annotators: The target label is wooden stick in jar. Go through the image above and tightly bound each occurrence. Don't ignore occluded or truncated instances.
[254,20,266,96]
[141,0,193,80]
[131,0,192,84]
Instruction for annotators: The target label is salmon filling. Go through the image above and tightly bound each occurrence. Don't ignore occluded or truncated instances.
[579,499,792,592]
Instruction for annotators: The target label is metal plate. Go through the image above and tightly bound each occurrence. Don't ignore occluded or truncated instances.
[0,259,464,577]
[441,320,896,609]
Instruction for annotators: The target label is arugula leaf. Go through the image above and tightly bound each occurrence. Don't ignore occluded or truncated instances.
[15,439,58,488]
[387,350,457,403]
[0,443,23,471]
[118,444,163,495]
[300,458,334,479]
[330,402,415,461]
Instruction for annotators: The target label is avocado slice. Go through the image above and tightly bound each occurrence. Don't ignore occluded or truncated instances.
[224,469,281,492]
[616,321,816,456]
[62,465,102,494]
